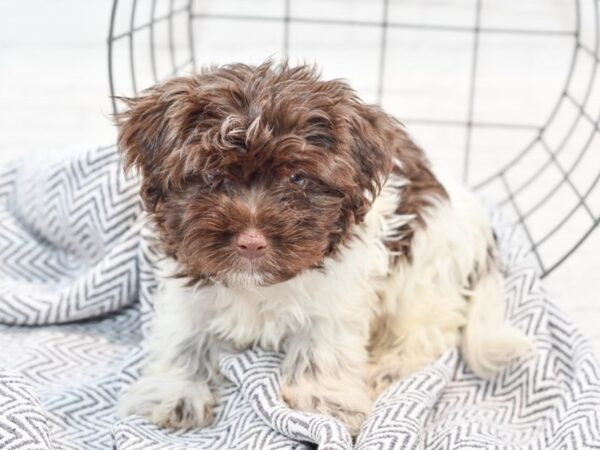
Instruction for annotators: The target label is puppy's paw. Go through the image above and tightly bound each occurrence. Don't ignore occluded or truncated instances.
[148,393,213,429]
[367,357,415,400]
[118,374,214,430]
[281,379,371,436]
[367,370,396,400]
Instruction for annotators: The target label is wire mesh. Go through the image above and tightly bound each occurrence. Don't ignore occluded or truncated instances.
[107,0,600,277]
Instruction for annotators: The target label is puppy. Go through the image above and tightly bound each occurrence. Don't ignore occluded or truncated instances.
[116,61,531,435]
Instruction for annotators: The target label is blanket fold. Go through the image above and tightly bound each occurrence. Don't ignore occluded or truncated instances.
[1,146,599,450]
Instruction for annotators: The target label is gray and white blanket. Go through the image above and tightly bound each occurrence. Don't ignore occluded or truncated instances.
[1,145,599,450]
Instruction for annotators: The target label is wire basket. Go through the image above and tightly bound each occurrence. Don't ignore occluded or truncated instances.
[108,0,600,277]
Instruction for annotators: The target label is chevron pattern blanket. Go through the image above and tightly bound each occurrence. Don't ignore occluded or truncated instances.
[1,146,599,450]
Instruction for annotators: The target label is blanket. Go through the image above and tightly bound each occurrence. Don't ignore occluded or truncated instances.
[1,145,599,450]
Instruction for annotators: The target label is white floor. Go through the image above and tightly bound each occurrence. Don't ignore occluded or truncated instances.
[1,0,599,353]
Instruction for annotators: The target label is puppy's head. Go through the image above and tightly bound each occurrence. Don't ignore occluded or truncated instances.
[117,62,400,287]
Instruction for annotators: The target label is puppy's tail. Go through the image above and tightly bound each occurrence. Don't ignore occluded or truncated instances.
[461,264,534,379]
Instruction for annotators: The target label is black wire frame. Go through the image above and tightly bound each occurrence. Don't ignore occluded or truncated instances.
[107,0,600,278]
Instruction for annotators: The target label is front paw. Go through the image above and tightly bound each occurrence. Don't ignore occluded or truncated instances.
[118,374,214,429]
[281,379,371,436]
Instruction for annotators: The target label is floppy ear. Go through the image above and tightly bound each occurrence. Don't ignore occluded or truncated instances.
[345,102,399,221]
[345,101,446,233]
[115,77,199,210]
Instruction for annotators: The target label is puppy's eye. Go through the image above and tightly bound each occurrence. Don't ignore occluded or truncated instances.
[203,171,221,186]
[289,173,307,186]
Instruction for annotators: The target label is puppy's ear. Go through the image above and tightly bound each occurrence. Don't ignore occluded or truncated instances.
[115,77,198,210]
[345,103,399,221]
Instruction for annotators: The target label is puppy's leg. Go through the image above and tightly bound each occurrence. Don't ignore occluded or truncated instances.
[119,278,221,429]
[118,331,220,429]
[369,188,532,397]
[368,269,525,396]
[119,328,221,429]
[367,284,468,398]
[118,366,215,429]
[281,324,372,436]
[461,263,533,379]
[368,260,531,399]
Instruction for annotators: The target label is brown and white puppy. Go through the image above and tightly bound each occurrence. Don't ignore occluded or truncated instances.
[116,61,531,435]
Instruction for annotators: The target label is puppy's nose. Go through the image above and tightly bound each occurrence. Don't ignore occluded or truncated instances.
[235,230,268,259]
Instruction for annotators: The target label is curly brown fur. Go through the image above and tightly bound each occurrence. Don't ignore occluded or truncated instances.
[116,61,445,286]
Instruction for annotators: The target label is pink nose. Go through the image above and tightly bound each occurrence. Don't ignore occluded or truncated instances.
[235,230,268,259]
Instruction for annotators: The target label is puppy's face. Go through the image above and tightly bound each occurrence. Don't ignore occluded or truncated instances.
[117,63,397,286]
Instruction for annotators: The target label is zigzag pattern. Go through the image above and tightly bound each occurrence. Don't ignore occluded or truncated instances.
[0,146,142,325]
[0,369,51,450]
[0,146,599,449]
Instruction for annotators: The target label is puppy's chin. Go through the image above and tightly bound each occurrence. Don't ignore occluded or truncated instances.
[218,258,315,288]
[221,270,268,288]
[220,268,302,288]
